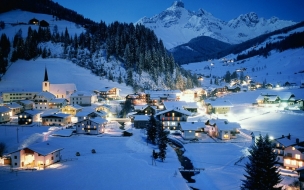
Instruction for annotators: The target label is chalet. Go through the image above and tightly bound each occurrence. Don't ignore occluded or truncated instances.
[155,107,192,130]
[180,122,205,140]
[39,20,49,27]
[162,101,198,113]
[133,105,156,115]
[211,86,228,97]
[8,142,63,169]
[0,106,11,123]
[145,90,181,106]
[17,100,34,110]
[33,91,56,110]
[42,67,77,99]
[181,88,206,101]
[75,111,105,122]
[1,91,37,103]
[256,94,280,106]
[18,110,42,125]
[75,118,107,135]
[205,99,233,114]
[94,87,120,100]
[70,91,97,106]
[265,83,273,89]
[133,115,150,129]
[48,98,69,109]
[204,119,239,140]
[61,104,83,116]
[28,18,39,25]
[125,93,147,105]
[273,134,304,170]
[41,113,72,126]
[226,85,241,93]
[5,102,23,115]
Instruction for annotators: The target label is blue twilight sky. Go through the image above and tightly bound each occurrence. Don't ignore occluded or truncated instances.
[54,0,304,24]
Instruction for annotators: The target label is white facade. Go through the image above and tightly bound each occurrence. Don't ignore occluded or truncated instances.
[75,118,107,135]
[70,91,97,106]
[283,146,304,169]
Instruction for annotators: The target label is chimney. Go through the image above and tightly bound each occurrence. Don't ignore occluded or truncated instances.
[296,138,299,144]
[287,133,291,139]
[282,135,284,138]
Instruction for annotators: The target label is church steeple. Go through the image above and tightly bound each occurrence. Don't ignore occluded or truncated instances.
[44,67,49,81]
[42,67,50,92]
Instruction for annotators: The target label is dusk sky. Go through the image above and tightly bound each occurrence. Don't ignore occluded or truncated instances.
[53,0,304,24]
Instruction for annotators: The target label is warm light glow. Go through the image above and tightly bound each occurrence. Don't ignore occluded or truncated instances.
[295,154,300,159]
[291,160,297,166]
[285,159,291,164]
[299,161,303,167]
[292,147,295,150]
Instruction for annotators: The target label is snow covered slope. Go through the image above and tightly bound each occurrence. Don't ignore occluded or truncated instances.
[0,10,85,39]
[137,1,296,49]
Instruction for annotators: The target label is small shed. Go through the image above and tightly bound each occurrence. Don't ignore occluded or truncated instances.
[180,122,205,140]
[39,20,49,27]
[29,18,39,25]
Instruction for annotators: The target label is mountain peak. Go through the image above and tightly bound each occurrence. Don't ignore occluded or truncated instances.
[172,1,184,8]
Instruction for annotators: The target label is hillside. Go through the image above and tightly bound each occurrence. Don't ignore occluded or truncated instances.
[137,1,296,49]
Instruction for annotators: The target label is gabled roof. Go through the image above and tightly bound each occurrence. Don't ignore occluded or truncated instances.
[70,91,94,97]
[75,110,97,117]
[155,107,192,116]
[277,92,295,101]
[36,91,56,100]
[23,110,43,116]
[0,106,10,113]
[19,100,34,104]
[50,98,68,104]
[90,117,107,124]
[98,87,120,92]
[275,135,303,147]
[205,100,233,108]
[163,101,198,110]
[145,90,181,95]
[64,104,83,110]
[134,105,149,111]
[216,121,240,131]
[180,122,205,130]
[50,84,77,94]
[41,113,70,118]
[26,142,63,156]
[5,102,23,109]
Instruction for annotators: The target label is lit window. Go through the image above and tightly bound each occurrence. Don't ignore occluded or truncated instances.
[224,134,229,139]
[292,147,295,150]
[285,159,291,164]
[295,154,300,159]
[291,160,297,166]
[299,162,303,167]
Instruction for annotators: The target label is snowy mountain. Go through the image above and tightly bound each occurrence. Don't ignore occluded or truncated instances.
[136,1,296,49]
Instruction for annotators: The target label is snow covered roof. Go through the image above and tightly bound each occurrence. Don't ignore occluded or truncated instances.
[36,91,56,99]
[277,92,294,101]
[50,98,68,104]
[66,104,83,110]
[5,102,23,109]
[98,86,120,92]
[41,113,70,118]
[75,111,95,117]
[275,135,302,147]
[206,99,233,107]
[23,110,43,116]
[133,115,150,121]
[50,83,77,94]
[70,91,94,97]
[0,106,10,113]
[180,122,205,130]
[26,142,64,156]
[216,121,240,131]
[155,107,192,116]
[163,101,198,110]
[90,117,107,124]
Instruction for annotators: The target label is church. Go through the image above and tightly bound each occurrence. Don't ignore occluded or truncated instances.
[42,68,77,99]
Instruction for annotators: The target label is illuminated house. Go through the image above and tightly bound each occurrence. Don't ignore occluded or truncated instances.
[41,113,72,126]
[9,142,63,169]
[33,91,56,110]
[75,117,107,135]
[18,110,43,125]
[163,101,198,113]
[144,90,182,106]
[48,98,69,109]
[256,92,296,108]
[61,104,83,116]
[273,134,304,170]
[1,91,37,103]
[42,67,77,99]
[4,102,23,115]
[180,122,205,140]
[204,99,233,114]
[94,87,120,100]
[204,119,239,140]
[70,91,97,106]
[0,106,11,123]
[133,115,150,129]
[133,105,156,115]
[17,100,34,110]
[75,111,106,122]
[155,107,192,130]
[126,93,147,105]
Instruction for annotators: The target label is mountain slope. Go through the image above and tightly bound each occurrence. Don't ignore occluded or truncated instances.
[137,1,296,49]
[171,36,232,65]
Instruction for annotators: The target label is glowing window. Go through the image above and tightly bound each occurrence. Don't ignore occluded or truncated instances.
[291,160,297,166]
[224,134,229,139]
[299,162,303,167]
[285,159,291,164]
[295,154,300,159]
[292,147,295,150]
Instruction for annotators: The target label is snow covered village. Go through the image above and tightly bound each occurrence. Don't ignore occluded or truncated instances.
[0,1,304,190]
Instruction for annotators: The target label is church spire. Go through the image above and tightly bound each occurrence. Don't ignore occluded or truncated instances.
[44,67,49,81]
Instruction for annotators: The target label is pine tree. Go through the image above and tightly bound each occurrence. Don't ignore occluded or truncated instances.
[157,125,168,162]
[146,115,157,144]
[241,134,282,190]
